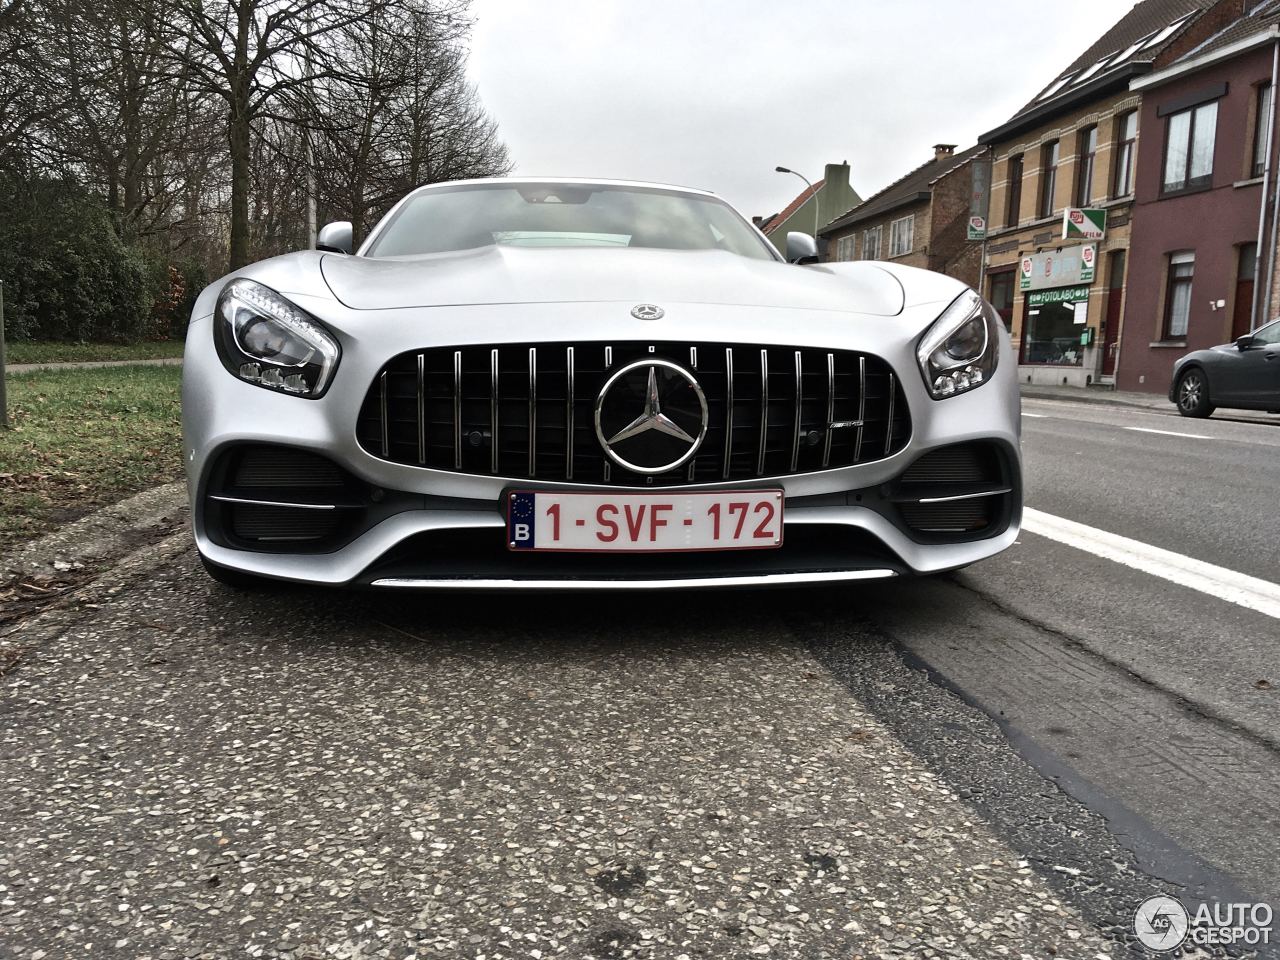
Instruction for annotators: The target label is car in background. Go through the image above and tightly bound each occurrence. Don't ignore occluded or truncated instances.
[1171,318,1280,417]
[182,177,1022,590]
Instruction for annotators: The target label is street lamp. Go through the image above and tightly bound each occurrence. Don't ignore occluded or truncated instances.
[775,165,819,238]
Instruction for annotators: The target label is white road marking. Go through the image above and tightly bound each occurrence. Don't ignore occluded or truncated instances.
[1022,508,1280,620]
[1124,426,1213,440]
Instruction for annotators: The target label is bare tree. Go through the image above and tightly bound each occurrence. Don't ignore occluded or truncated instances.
[163,0,394,270]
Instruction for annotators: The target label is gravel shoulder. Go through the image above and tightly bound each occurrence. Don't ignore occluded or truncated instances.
[0,548,1122,959]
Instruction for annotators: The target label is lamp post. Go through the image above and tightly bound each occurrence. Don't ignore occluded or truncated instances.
[775,166,820,238]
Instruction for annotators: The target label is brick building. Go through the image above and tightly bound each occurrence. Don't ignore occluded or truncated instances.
[1117,2,1280,393]
[817,144,987,289]
[979,0,1223,387]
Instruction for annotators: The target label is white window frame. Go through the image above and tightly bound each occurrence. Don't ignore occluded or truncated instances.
[889,215,914,258]
[862,226,882,260]
[835,234,854,261]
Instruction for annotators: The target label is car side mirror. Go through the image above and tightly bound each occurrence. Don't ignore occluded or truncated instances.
[317,221,353,255]
[1236,335,1261,351]
[785,231,819,265]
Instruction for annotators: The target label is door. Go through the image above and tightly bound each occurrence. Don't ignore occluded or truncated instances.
[1232,244,1257,342]
[988,269,1015,331]
[1101,250,1125,376]
[1236,317,1280,404]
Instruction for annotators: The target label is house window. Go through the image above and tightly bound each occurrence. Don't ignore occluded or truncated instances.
[862,225,882,260]
[889,215,914,257]
[835,235,855,261]
[1076,126,1097,206]
[1253,83,1273,178]
[1039,140,1059,218]
[1164,252,1195,339]
[1113,110,1138,197]
[1162,101,1217,193]
[1005,154,1024,227]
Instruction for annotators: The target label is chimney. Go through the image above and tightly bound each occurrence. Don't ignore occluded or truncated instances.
[934,143,957,162]
[752,216,764,227]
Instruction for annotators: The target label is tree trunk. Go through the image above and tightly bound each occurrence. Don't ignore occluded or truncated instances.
[227,0,252,270]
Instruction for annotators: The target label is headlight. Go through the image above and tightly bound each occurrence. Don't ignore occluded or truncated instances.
[916,289,1000,399]
[214,279,340,397]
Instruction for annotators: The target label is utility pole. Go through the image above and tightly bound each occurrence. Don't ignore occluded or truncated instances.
[0,279,8,429]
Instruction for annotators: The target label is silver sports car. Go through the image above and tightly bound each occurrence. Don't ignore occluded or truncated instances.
[182,178,1022,589]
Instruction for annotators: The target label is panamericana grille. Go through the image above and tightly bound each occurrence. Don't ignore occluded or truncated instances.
[356,342,910,486]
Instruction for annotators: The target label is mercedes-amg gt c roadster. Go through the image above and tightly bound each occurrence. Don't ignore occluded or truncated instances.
[182,178,1021,589]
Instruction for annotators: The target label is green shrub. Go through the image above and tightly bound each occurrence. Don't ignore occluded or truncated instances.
[0,178,156,342]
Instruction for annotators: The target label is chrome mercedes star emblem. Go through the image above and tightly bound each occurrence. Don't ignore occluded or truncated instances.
[631,303,665,320]
[594,359,708,474]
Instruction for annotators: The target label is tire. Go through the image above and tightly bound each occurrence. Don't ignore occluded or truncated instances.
[199,552,269,590]
[1175,368,1214,418]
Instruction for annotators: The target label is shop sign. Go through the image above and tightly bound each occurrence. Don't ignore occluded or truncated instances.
[1026,285,1091,306]
[1063,207,1107,240]
[1019,243,1097,291]
[967,216,986,241]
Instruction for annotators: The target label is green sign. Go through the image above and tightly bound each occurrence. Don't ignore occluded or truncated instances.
[967,216,986,241]
[1063,207,1106,240]
[1027,285,1090,307]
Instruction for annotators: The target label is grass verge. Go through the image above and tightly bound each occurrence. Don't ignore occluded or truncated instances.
[0,365,183,554]
[4,340,185,365]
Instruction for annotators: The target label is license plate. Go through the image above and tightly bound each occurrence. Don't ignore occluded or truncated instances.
[506,490,784,552]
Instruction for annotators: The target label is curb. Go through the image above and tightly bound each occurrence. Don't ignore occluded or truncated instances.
[5,357,183,374]
[1019,388,1170,412]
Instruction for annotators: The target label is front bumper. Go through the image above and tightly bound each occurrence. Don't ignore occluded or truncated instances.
[183,305,1023,589]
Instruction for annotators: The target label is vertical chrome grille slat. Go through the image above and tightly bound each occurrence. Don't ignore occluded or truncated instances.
[453,349,462,470]
[722,347,734,480]
[528,347,537,478]
[416,353,426,466]
[690,346,697,369]
[490,348,499,474]
[790,350,802,473]
[822,352,835,468]
[854,355,866,463]
[379,371,389,458]
[756,348,769,476]
[565,346,575,480]
[884,372,896,456]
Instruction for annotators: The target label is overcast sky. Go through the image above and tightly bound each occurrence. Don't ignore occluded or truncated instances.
[467,0,1130,218]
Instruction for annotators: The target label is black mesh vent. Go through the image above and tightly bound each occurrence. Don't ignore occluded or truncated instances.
[893,442,1010,539]
[356,341,911,487]
[233,447,347,488]
[228,504,343,542]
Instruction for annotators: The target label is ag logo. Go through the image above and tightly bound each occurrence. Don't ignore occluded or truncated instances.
[1134,895,1190,952]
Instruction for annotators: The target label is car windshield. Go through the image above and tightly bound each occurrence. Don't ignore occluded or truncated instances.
[364,182,778,261]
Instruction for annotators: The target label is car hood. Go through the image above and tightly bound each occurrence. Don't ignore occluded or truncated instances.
[318,246,906,315]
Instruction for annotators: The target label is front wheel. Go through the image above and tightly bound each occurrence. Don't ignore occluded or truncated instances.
[1175,368,1214,418]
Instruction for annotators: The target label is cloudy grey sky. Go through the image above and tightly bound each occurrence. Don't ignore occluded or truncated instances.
[467,0,1129,218]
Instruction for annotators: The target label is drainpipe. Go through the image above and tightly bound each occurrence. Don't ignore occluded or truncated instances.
[1258,32,1280,331]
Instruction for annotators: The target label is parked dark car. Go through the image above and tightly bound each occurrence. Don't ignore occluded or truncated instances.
[1170,318,1280,417]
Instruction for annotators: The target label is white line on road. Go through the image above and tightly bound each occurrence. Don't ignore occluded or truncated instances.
[1022,508,1280,620]
[1124,426,1213,440]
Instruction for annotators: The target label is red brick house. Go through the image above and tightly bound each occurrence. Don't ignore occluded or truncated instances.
[1117,3,1280,392]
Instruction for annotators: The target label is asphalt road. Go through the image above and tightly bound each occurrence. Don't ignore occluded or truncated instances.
[1,395,1278,959]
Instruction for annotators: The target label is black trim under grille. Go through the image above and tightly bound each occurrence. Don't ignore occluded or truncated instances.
[356,342,911,486]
